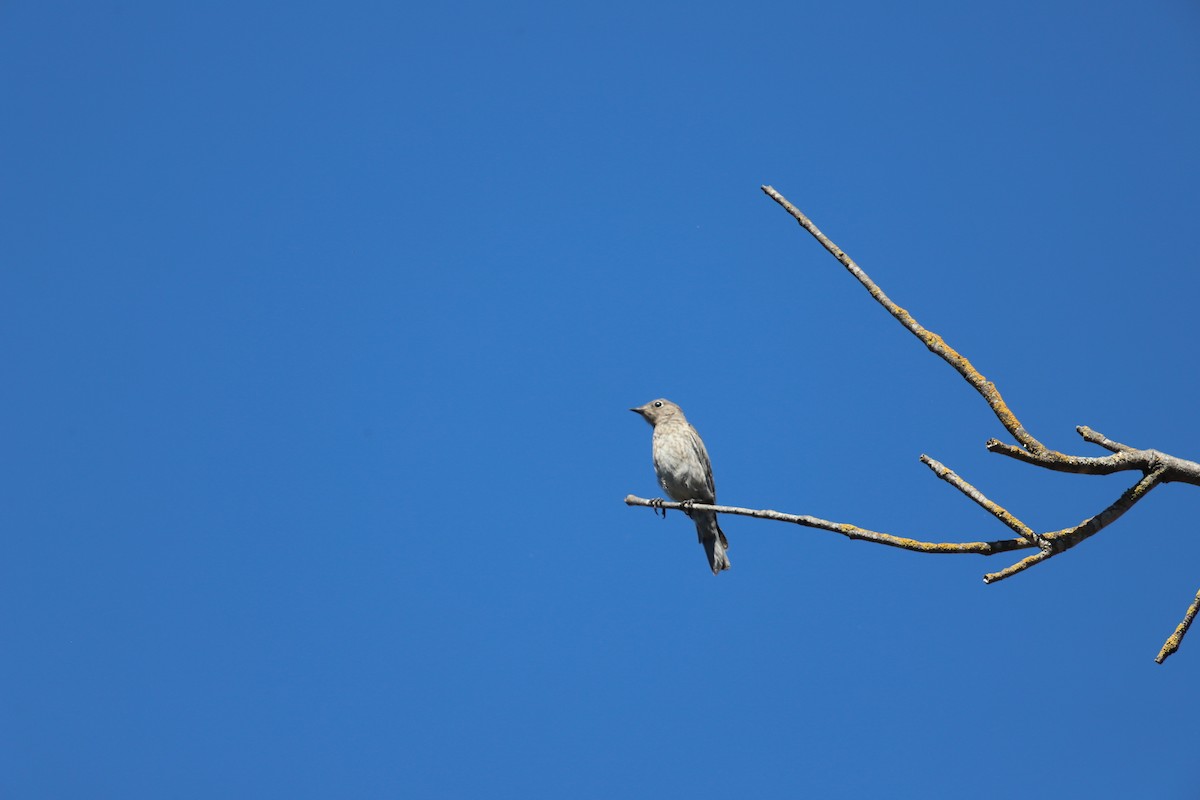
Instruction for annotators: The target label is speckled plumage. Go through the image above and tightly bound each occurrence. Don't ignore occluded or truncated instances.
[631,399,730,575]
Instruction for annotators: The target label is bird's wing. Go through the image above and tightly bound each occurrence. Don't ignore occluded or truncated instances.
[687,425,717,501]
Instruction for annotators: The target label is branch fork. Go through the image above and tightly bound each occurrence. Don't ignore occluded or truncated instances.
[627,185,1200,663]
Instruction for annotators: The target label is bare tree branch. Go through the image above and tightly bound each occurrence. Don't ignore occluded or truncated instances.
[981,466,1167,584]
[760,184,1200,488]
[759,184,1048,456]
[626,185,1200,662]
[987,429,1200,486]
[756,185,1200,661]
[1157,587,1200,664]
[1078,426,1135,453]
[919,455,1042,546]
[624,495,1036,555]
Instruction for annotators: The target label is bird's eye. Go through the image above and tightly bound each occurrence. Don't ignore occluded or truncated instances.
[653,401,663,408]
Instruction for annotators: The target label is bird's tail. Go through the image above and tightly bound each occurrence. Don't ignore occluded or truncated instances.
[695,511,731,575]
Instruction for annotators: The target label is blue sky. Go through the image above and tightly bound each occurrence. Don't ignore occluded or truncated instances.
[3,1,1200,797]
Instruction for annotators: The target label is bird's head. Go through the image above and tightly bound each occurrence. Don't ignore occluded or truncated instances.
[630,398,684,426]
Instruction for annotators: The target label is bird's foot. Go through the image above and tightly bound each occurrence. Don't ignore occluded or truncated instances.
[648,497,668,519]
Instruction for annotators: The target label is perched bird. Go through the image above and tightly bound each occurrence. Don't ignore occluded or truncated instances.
[631,398,730,575]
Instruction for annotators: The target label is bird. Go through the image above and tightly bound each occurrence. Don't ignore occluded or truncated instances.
[630,398,730,575]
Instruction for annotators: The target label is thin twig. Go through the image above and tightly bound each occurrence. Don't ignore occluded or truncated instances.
[986,435,1200,486]
[761,184,1200,488]
[920,455,1043,546]
[761,184,1047,455]
[1157,586,1200,664]
[984,439,1129,474]
[626,495,1037,555]
[983,467,1168,583]
[1077,426,1133,453]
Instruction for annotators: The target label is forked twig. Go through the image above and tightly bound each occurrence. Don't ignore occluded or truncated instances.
[626,185,1200,663]
[758,185,1200,661]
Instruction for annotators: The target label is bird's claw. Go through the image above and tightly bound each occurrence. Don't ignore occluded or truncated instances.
[648,497,668,519]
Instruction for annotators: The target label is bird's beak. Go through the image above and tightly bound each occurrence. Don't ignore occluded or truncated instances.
[630,406,645,416]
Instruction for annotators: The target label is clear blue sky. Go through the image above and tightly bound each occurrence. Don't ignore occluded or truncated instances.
[4,1,1200,797]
